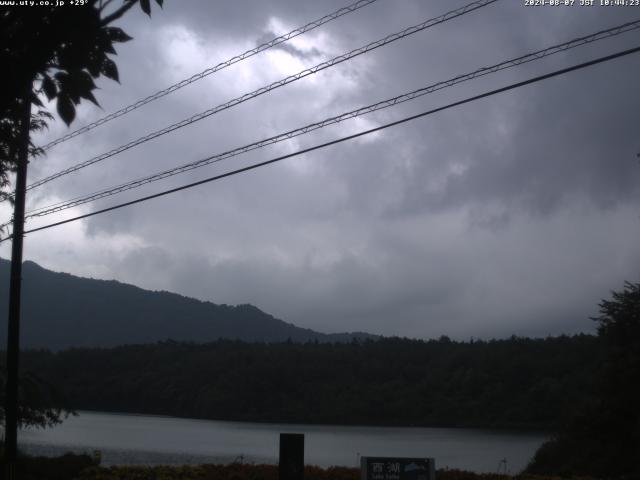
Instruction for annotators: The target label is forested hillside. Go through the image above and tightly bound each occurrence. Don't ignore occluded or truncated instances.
[20,335,601,429]
[0,259,374,349]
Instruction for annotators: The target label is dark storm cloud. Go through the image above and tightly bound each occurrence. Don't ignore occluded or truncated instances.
[385,60,640,220]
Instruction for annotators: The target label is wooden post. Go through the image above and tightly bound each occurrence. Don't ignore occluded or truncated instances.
[4,89,31,479]
[279,433,304,480]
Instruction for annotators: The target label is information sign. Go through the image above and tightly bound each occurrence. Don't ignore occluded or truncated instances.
[361,457,435,480]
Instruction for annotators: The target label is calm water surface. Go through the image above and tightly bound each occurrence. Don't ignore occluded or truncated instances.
[19,411,548,474]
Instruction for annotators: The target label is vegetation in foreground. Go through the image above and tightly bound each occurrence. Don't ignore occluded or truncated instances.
[73,464,596,480]
[6,452,597,480]
[526,282,640,478]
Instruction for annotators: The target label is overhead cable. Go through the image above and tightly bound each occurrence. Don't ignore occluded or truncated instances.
[38,0,381,151]
[21,19,640,220]
[25,0,499,192]
[2,44,637,243]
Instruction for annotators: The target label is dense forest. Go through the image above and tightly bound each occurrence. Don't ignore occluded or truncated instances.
[19,335,600,430]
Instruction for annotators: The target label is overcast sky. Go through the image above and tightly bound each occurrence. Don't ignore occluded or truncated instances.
[2,0,639,340]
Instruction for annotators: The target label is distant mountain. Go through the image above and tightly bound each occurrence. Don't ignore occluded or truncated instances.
[0,258,376,350]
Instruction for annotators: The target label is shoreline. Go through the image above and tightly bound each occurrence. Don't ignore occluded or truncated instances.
[63,409,554,436]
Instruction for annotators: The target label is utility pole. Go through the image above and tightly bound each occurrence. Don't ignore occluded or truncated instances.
[4,88,32,479]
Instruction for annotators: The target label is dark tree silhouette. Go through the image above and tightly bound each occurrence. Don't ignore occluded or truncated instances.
[527,282,640,478]
[592,282,640,476]
[0,0,163,201]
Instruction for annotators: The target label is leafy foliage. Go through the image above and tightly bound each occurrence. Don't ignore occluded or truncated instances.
[0,0,163,202]
[0,360,73,429]
[20,335,601,430]
[527,282,640,478]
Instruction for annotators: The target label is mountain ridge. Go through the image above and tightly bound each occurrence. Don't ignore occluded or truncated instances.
[0,258,377,350]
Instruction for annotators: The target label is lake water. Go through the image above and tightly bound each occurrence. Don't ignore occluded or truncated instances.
[19,411,548,474]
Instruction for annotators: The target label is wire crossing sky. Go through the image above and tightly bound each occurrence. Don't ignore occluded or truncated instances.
[25,0,499,192]
[18,18,640,223]
[37,0,381,152]
[5,44,638,242]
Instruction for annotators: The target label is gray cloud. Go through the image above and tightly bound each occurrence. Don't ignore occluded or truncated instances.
[254,31,323,61]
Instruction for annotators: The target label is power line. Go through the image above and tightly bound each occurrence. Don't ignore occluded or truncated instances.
[38,0,381,152]
[24,0,498,192]
[3,44,637,243]
[20,19,640,221]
